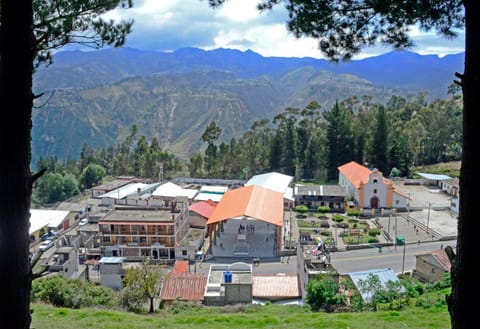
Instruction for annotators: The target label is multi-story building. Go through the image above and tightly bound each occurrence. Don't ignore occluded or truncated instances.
[98,202,192,263]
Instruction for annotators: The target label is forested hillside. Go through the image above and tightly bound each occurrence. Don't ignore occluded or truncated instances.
[31,47,464,165]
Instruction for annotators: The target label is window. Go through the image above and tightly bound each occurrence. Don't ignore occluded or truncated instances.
[373,179,378,184]
[373,189,377,194]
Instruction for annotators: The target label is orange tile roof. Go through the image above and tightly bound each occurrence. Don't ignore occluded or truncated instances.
[206,185,284,226]
[188,200,217,219]
[160,273,207,301]
[338,161,373,189]
[172,260,189,273]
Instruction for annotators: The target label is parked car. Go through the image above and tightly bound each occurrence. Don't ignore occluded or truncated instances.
[79,218,89,226]
[39,239,54,252]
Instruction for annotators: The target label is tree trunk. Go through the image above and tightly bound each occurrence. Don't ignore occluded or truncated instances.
[448,2,479,329]
[0,1,35,328]
[149,297,154,313]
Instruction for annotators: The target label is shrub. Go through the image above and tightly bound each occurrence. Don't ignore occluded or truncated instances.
[347,209,360,216]
[368,229,381,236]
[332,214,345,222]
[295,205,309,214]
[317,206,330,213]
[31,275,118,309]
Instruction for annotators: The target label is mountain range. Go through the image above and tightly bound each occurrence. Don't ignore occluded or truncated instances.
[31,47,464,164]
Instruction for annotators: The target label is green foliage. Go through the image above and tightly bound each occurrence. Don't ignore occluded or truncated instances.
[79,163,106,189]
[295,205,309,214]
[306,275,342,312]
[31,275,118,309]
[357,273,384,311]
[317,205,330,213]
[368,229,381,236]
[346,208,360,216]
[332,214,345,222]
[120,259,165,313]
[33,0,134,68]
[34,172,80,204]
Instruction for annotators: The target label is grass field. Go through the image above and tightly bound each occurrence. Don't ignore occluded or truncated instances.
[31,298,451,329]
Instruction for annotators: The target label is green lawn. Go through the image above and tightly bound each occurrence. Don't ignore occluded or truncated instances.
[31,300,451,329]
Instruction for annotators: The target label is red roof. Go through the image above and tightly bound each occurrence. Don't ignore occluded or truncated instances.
[188,200,217,218]
[160,273,207,301]
[172,260,189,273]
[206,185,284,226]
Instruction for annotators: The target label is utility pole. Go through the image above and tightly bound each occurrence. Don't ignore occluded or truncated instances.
[401,240,406,274]
[426,202,431,233]
[394,214,398,251]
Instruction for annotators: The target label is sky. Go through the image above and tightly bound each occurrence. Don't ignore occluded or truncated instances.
[100,0,465,60]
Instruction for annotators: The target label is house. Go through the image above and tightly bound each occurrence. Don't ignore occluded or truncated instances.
[91,176,141,197]
[97,182,160,207]
[160,272,208,305]
[150,181,198,208]
[204,262,253,306]
[47,245,79,279]
[188,199,217,228]
[440,177,460,213]
[98,204,192,262]
[338,161,409,212]
[252,274,302,305]
[29,209,72,243]
[414,249,451,283]
[416,172,451,187]
[98,256,126,290]
[293,184,346,212]
[296,243,333,299]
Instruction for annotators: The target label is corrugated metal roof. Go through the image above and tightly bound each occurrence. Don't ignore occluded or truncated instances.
[349,268,403,302]
[245,172,293,194]
[160,273,207,301]
[416,173,451,180]
[30,209,70,234]
[151,182,197,199]
[206,185,284,226]
[194,191,224,202]
[418,249,451,272]
[98,182,149,199]
[252,275,300,299]
[99,257,125,264]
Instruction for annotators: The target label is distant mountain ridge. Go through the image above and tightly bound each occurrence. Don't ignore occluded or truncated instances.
[31,47,464,164]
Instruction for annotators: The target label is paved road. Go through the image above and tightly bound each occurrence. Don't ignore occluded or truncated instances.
[193,183,458,276]
[330,239,456,275]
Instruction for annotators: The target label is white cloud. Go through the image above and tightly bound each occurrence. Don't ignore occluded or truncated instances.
[100,0,465,59]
